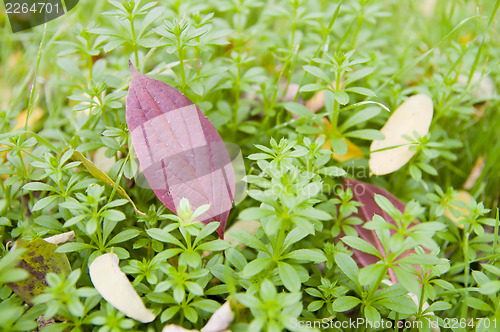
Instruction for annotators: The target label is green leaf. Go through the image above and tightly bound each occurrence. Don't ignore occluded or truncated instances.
[465,297,494,312]
[331,137,348,155]
[303,65,331,83]
[340,107,381,132]
[295,208,332,221]
[278,262,301,292]
[364,305,380,323]
[23,182,55,192]
[56,242,97,253]
[100,210,125,222]
[341,236,382,258]
[107,229,141,246]
[334,252,359,285]
[185,281,204,296]
[241,258,272,278]
[238,207,275,220]
[392,266,420,295]
[359,263,386,286]
[397,254,443,266]
[226,230,268,253]
[283,102,315,118]
[193,222,219,246]
[32,195,58,211]
[146,229,184,247]
[197,240,230,252]
[334,91,349,105]
[375,295,417,314]
[318,166,347,177]
[308,300,324,312]
[343,67,375,86]
[425,301,451,313]
[344,129,384,140]
[300,83,325,92]
[284,249,326,263]
[332,296,361,312]
[345,87,377,97]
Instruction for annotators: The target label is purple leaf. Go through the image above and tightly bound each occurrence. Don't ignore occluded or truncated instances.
[126,62,235,238]
[342,178,426,283]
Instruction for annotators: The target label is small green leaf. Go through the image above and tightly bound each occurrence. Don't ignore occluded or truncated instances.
[332,296,361,312]
[334,91,349,105]
[364,305,380,323]
[284,249,326,263]
[341,236,382,258]
[278,262,301,292]
[283,102,315,118]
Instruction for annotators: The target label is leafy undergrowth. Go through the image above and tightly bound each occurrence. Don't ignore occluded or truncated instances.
[1,0,500,331]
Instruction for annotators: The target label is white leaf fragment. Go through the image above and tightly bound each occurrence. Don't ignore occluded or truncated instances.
[162,325,198,332]
[89,253,155,323]
[369,94,433,175]
[201,301,234,332]
[44,231,76,245]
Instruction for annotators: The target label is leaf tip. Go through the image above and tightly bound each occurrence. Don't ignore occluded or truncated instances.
[129,60,138,74]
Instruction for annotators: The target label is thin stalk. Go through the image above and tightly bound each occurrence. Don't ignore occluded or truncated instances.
[293,1,343,102]
[130,16,139,68]
[25,23,47,131]
[467,0,500,86]
[367,266,388,301]
[178,46,186,91]
[232,60,242,132]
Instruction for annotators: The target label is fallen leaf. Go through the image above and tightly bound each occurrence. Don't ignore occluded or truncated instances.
[12,107,44,131]
[463,156,485,190]
[458,72,496,100]
[89,252,155,323]
[342,178,430,283]
[44,231,76,245]
[321,120,364,162]
[369,94,433,175]
[62,147,145,216]
[8,238,71,305]
[126,62,235,238]
[162,325,198,332]
[201,301,234,332]
[161,300,234,332]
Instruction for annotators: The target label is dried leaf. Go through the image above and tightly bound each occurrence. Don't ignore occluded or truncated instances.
[44,231,76,245]
[89,253,155,323]
[126,62,235,237]
[201,301,234,332]
[8,238,71,305]
[162,325,198,332]
[463,156,485,190]
[161,301,234,332]
[321,120,364,162]
[370,94,433,175]
[342,178,426,283]
[62,147,145,216]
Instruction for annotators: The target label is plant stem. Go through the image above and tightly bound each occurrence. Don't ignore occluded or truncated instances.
[25,23,46,131]
[130,17,139,68]
[178,46,186,91]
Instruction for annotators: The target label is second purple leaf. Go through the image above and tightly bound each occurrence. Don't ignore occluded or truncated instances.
[126,62,235,238]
